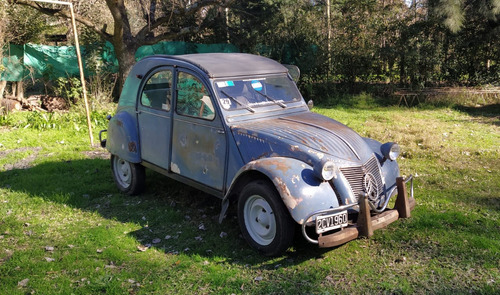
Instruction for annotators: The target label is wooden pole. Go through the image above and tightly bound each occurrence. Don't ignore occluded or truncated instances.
[32,0,94,146]
[69,3,94,146]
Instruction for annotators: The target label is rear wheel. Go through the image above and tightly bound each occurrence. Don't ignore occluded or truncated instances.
[111,155,145,195]
[238,180,295,256]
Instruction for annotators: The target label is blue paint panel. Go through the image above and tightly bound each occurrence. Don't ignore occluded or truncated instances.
[106,109,141,163]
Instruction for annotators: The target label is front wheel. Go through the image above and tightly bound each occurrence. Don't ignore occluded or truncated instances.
[238,180,295,256]
[111,155,145,195]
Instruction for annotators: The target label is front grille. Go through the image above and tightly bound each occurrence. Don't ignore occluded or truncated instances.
[340,156,384,203]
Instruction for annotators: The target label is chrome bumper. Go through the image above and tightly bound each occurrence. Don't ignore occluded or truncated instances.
[301,175,415,247]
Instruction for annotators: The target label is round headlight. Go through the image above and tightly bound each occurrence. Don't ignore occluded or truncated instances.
[381,142,400,161]
[314,160,336,181]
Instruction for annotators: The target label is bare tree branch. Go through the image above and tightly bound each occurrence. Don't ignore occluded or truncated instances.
[136,0,234,43]
[142,26,200,45]
[11,0,112,41]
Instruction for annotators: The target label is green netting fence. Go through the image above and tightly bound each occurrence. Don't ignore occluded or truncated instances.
[0,41,239,82]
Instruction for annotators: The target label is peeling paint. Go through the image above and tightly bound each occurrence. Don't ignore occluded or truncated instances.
[274,176,302,210]
[171,162,181,174]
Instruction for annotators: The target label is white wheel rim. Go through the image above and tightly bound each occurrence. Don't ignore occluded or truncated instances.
[113,157,131,188]
[243,195,276,246]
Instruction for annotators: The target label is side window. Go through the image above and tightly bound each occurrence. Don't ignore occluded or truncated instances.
[140,70,172,111]
[176,72,215,120]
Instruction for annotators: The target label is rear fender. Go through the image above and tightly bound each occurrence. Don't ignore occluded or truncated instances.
[227,157,340,225]
[106,110,141,163]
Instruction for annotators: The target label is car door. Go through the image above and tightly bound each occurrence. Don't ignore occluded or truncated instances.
[171,69,227,190]
[137,68,173,170]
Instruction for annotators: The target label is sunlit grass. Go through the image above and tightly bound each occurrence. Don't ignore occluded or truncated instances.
[0,103,499,294]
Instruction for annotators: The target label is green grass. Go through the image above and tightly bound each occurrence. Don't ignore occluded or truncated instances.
[0,103,499,294]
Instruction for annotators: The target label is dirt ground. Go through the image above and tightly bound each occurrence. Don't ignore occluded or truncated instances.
[0,147,109,171]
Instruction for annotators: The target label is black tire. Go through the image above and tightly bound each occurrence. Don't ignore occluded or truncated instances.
[238,180,295,256]
[111,155,145,195]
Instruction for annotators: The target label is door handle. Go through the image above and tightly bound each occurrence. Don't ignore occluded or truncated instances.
[217,130,225,134]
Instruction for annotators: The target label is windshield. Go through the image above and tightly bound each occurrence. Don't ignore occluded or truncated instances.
[214,74,302,111]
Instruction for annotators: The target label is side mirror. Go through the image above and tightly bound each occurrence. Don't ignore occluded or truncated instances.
[283,64,300,83]
[307,100,314,110]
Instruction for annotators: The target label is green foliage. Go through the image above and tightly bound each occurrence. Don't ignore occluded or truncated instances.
[0,109,110,132]
[223,0,499,88]
[3,4,49,44]
[53,77,82,104]
[25,111,61,130]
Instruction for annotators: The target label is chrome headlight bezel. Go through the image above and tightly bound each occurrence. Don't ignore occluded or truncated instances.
[381,142,400,161]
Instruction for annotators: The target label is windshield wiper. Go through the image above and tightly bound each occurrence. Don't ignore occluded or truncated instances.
[252,89,286,108]
[220,90,255,113]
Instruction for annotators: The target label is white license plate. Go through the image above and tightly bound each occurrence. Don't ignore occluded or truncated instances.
[316,210,348,234]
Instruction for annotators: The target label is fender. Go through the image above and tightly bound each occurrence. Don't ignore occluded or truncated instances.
[363,137,400,191]
[106,109,141,163]
[222,157,340,225]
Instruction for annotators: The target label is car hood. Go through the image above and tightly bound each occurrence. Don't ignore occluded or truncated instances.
[231,111,374,165]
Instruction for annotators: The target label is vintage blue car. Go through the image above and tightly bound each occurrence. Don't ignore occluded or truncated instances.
[100,53,415,256]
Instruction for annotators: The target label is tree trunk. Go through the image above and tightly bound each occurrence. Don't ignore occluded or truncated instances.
[106,0,137,100]
[113,38,138,100]
[16,81,24,100]
[0,80,6,99]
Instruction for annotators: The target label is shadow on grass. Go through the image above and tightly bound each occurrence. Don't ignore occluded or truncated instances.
[2,158,499,293]
[0,158,332,266]
[453,103,500,127]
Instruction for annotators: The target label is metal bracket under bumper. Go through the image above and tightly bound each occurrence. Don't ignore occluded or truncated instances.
[303,175,415,248]
[99,129,107,148]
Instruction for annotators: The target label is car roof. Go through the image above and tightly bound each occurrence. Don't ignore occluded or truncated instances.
[142,53,288,78]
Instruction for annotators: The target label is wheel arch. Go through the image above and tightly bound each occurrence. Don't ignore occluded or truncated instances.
[220,157,340,225]
[106,109,141,163]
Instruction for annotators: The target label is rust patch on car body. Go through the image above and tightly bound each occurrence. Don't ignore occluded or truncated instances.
[128,141,137,153]
[274,176,302,210]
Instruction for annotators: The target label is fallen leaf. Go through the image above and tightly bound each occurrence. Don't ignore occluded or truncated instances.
[152,238,161,244]
[44,257,55,262]
[45,246,54,252]
[220,232,227,238]
[17,278,29,287]
[137,245,149,252]
[254,276,263,282]
[96,249,103,253]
